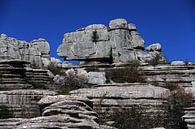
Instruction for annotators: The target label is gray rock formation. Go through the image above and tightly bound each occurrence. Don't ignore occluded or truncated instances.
[183,100,195,129]
[0,59,52,90]
[0,58,56,119]
[57,18,166,64]
[0,34,50,68]
[171,61,186,66]
[141,64,195,89]
[70,84,170,118]
[16,95,116,129]
[0,90,56,118]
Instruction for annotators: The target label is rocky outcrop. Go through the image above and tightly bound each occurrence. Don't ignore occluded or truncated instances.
[57,18,166,64]
[0,118,25,129]
[141,64,195,89]
[0,90,56,118]
[70,84,170,118]
[183,100,195,129]
[0,34,50,68]
[0,58,56,119]
[0,58,52,90]
[16,95,115,129]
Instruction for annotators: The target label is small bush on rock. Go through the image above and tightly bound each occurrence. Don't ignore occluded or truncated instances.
[166,86,193,129]
[48,62,64,76]
[48,65,88,94]
[55,74,88,94]
[106,61,145,83]
[108,85,193,129]
[110,106,167,129]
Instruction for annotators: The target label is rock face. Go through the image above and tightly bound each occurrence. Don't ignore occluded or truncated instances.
[70,84,170,118]
[16,95,115,129]
[183,100,195,129]
[141,64,195,88]
[0,58,56,119]
[0,58,52,90]
[57,18,166,64]
[0,34,50,68]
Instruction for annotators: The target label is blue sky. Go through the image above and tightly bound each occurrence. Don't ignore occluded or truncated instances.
[0,0,195,62]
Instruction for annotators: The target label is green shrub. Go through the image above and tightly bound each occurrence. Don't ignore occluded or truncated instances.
[92,30,99,42]
[111,106,167,129]
[48,63,65,76]
[0,105,13,119]
[55,74,88,95]
[105,61,145,83]
[166,86,193,129]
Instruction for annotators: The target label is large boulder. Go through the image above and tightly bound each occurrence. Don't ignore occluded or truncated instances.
[16,95,116,129]
[57,18,166,64]
[109,18,128,29]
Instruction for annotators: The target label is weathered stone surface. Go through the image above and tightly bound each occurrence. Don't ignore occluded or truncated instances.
[0,58,56,119]
[70,84,170,117]
[146,43,162,51]
[109,18,128,29]
[141,64,195,88]
[183,100,195,129]
[128,23,137,30]
[16,95,116,129]
[57,18,166,64]
[0,34,50,68]
[0,90,56,118]
[0,118,26,129]
[87,72,106,85]
[130,30,145,49]
[171,61,186,66]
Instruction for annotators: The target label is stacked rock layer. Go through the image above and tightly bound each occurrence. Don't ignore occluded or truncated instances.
[0,34,50,68]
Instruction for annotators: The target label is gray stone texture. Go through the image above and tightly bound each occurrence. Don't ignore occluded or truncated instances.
[16,95,116,129]
[0,59,55,119]
[57,18,166,64]
[70,84,170,118]
[0,34,50,68]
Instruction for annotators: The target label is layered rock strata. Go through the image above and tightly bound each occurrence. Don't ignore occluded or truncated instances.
[16,95,115,129]
[70,84,170,118]
[183,100,195,129]
[141,64,195,88]
[0,34,50,68]
[0,58,55,118]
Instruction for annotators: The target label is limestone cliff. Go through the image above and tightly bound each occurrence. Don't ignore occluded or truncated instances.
[0,34,50,68]
[57,18,166,64]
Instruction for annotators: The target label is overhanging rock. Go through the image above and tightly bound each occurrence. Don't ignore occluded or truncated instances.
[57,18,166,64]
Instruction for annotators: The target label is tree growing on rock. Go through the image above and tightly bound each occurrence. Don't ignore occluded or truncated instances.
[92,30,99,43]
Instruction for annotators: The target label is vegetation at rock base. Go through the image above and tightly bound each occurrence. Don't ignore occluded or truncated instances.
[48,62,88,94]
[0,105,13,119]
[108,85,193,129]
[166,85,193,129]
[54,74,88,95]
[110,106,167,129]
[105,61,146,83]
